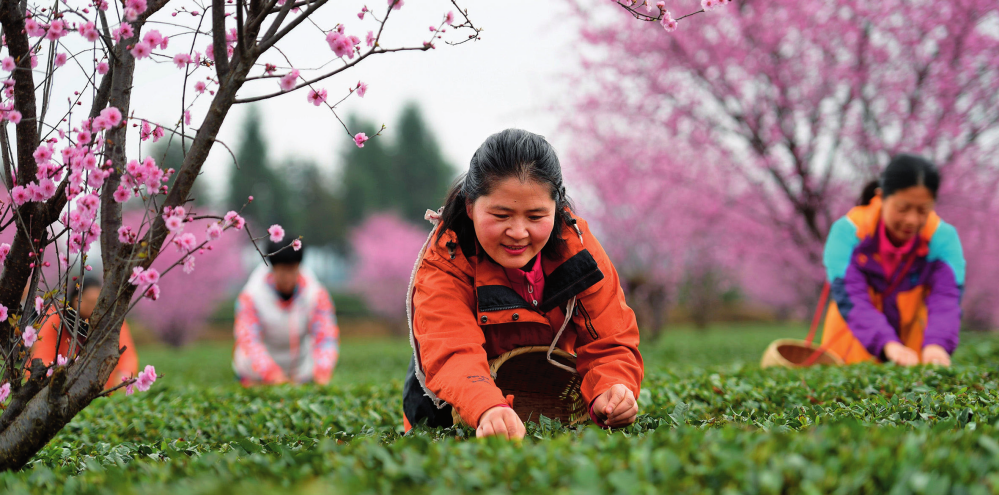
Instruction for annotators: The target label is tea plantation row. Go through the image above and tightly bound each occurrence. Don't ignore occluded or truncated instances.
[2,326,997,494]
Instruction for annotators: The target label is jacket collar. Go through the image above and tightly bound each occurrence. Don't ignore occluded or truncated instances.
[443,212,605,314]
[847,196,938,256]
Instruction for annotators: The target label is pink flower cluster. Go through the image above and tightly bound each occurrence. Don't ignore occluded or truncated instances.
[130,29,168,60]
[326,25,361,59]
[140,121,166,142]
[268,224,285,242]
[60,193,102,254]
[22,326,37,348]
[125,0,148,21]
[115,156,173,203]
[0,383,9,403]
[129,266,162,300]
[124,365,158,395]
[223,211,246,230]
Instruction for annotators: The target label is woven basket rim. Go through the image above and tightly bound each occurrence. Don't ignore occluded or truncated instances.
[489,346,576,374]
[761,338,845,367]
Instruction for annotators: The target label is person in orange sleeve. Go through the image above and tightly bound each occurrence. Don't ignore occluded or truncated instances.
[403,129,644,439]
[31,275,139,389]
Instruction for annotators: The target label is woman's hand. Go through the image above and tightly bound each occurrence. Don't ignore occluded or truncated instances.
[921,344,952,366]
[592,384,638,428]
[476,406,526,440]
[883,341,920,366]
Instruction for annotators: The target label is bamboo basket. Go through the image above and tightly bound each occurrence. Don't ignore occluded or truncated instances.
[452,346,587,427]
[760,338,844,368]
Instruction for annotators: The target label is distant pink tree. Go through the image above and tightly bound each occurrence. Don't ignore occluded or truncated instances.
[350,213,429,328]
[568,0,999,326]
[127,212,245,347]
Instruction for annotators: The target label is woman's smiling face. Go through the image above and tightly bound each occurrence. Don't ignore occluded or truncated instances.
[466,177,556,269]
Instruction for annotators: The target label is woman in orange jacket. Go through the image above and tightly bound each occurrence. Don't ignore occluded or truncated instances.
[403,129,644,439]
[31,275,138,389]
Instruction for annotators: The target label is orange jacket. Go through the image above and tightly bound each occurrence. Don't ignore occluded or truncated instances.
[31,311,139,389]
[409,212,644,428]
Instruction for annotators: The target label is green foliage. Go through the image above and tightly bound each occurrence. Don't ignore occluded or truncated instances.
[226,106,297,229]
[4,327,999,493]
[341,103,454,227]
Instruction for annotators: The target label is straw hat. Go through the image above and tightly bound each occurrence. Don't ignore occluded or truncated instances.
[452,346,587,427]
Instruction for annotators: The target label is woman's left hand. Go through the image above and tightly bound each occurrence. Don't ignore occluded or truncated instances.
[592,384,638,428]
[922,344,951,366]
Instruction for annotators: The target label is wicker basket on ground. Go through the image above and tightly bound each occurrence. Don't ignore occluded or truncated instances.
[452,346,587,427]
[760,338,844,368]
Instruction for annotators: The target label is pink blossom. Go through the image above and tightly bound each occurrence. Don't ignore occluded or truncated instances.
[130,41,152,60]
[0,244,9,265]
[357,81,368,97]
[24,18,45,37]
[354,132,369,148]
[37,178,56,199]
[223,211,245,229]
[388,0,403,10]
[11,186,29,205]
[366,31,375,47]
[445,11,455,25]
[101,107,123,127]
[6,111,21,124]
[292,239,302,251]
[176,232,198,251]
[194,81,206,93]
[0,304,7,321]
[1,57,13,72]
[118,225,136,244]
[173,53,191,69]
[80,22,100,42]
[33,145,53,164]
[34,297,43,314]
[54,53,68,67]
[152,126,165,142]
[206,222,223,241]
[23,326,37,348]
[184,110,191,125]
[46,20,66,41]
[113,185,133,203]
[129,266,146,285]
[30,55,37,68]
[308,88,327,106]
[268,224,285,242]
[136,364,157,391]
[143,30,163,47]
[123,376,135,396]
[97,62,109,75]
[661,11,678,32]
[183,255,195,274]
[165,216,184,233]
[141,267,160,285]
[0,383,9,403]
[144,284,161,301]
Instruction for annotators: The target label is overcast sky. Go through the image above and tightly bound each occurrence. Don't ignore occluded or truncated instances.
[141,1,585,201]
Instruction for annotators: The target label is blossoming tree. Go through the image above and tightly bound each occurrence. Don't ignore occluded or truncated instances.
[569,0,999,325]
[349,212,428,332]
[0,0,494,469]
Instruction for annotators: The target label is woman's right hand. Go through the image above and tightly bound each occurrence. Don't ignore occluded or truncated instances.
[476,406,526,440]
[883,341,919,366]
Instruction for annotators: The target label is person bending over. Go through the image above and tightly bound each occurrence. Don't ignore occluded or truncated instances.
[233,239,339,385]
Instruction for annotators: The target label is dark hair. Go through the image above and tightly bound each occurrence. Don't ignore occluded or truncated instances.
[858,154,941,206]
[436,129,574,260]
[70,274,102,303]
[268,238,304,266]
